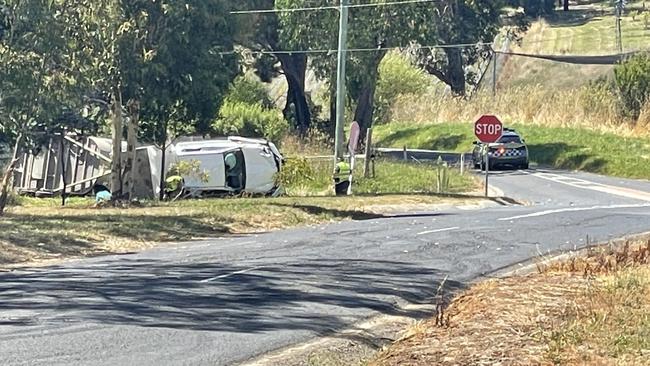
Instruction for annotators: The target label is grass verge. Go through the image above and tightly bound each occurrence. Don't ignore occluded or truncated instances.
[285,159,477,196]
[0,162,479,268]
[371,240,650,366]
[374,121,650,179]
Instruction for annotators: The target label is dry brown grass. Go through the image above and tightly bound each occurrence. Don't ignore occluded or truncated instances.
[0,194,480,268]
[371,241,650,366]
[390,85,649,137]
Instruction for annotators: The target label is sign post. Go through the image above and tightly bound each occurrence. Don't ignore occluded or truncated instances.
[474,115,503,197]
[347,122,360,195]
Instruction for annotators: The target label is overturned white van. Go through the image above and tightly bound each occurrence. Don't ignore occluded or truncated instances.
[167,137,283,196]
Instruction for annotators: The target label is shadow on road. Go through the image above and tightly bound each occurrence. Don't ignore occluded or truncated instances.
[0,258,463,336]
[272,203,457,221]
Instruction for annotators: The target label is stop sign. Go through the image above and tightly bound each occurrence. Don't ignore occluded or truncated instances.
[474,115,503,143]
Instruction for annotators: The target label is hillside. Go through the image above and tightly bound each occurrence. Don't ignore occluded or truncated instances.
[499,0,650,89]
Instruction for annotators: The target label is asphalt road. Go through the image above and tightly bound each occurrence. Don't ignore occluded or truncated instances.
[2,168,650,365]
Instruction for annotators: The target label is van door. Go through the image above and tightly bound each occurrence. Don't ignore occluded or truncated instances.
[224,149,246,192]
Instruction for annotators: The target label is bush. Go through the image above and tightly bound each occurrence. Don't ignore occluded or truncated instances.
[273,157,316,188]
[224,75,274,109]
[213,101,289,143]
[614,53,650,120]
[374,52,430,124]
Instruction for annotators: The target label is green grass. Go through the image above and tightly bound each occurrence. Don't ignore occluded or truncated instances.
[373,121,650,179]
[500,0,650,89]
[528,1,650,55]
[286,159,476,196]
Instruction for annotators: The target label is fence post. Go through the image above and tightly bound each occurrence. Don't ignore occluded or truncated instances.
[403,146,407,161]
[460,153,465,175]
[364,128,373,178]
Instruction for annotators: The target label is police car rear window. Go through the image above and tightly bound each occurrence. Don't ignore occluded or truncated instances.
[498,135,522,144]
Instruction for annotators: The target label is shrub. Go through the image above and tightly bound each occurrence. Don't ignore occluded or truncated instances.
[273,157,315,188]
[224,75,274,109]
[374,52,431,124]
[614,53,650,120]
[213,101,289,143]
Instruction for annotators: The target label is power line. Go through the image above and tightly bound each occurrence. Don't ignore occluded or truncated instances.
[231,0,438,15]
[220,42,489,56]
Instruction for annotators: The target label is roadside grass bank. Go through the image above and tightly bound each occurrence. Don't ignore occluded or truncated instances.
[390,86,650,136]
[0,161,479,268]
[372,240,650,366]
[374,122,650,179]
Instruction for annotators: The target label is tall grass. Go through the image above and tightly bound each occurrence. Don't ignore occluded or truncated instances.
[389,85,647,136]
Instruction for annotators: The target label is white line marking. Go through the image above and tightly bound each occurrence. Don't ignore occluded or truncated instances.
[417,227,460,236]
[199,266,266,283]
[522,171,650,202]
[498,203,650,221]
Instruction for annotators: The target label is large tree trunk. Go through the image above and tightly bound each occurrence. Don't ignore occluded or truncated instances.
[329,82,337,138]
[444,47,467,96]
[277,53,311,136]
[110,89,124,198]
[353,51,387,143]
[0,134,23,215]
[123,99,140,200]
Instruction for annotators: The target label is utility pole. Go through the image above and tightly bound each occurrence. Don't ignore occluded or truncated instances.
[334,0,350,164]
[492,49,498,97]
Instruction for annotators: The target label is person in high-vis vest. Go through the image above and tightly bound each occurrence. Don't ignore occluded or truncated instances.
[333,157,351,196]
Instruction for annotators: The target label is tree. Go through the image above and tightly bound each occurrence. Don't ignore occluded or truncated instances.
[76,0,239,200]
[276,0,411,137]
[123,0,239,200]
[276,1,509,137]
[0,0,100,214]
[234,0,313,135]
[409,0,506,96]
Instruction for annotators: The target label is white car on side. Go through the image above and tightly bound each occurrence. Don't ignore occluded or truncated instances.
[167,137,283,196]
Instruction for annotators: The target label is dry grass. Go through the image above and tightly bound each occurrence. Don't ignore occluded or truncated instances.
[0,194,480,268]
[371,240,650,366]
[390,86,648,137]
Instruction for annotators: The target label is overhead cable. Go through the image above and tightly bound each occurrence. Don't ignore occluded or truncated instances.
[231,0,439,15]
[219,42,489,56]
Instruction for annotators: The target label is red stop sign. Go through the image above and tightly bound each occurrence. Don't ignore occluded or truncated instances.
[474,115,503,143]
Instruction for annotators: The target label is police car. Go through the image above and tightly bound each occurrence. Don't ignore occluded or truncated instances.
[472,128,529,170]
